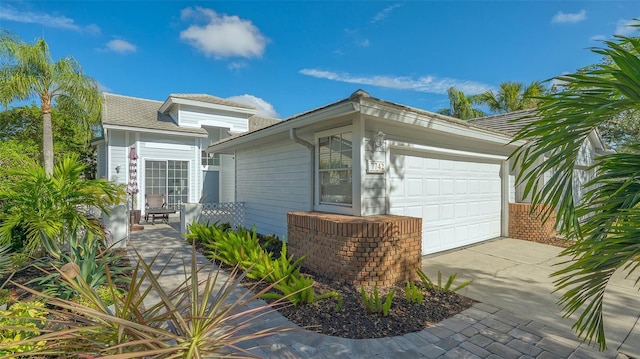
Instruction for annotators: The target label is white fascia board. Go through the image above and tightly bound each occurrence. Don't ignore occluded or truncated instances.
[160,98,257,116]
[390,142,509,161]
[359,101,527,147]
[207,101,358,154]
[102,124,208,138]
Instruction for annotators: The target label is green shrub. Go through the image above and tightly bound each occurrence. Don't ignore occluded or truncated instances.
[262,272,342,311]
[0,301,47,356]
[28,232,129,300]
[0,154,123,259]
[249,242,305,283]
[73,285,124,309]
[193,223,266,269]
[361,285,395,317]
[405,281,423,305]
[417,269,472,294]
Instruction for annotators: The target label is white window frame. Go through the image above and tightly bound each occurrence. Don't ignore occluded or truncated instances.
[314,125,357,215]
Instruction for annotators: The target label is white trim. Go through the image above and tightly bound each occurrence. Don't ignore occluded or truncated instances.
[354,114,364,217]
[501,161,510,237]
[102,124,208,138]
[209,101,359,154]
[159,97,258,115]
[314,124,356,216]
[144,142,192,151]
[389,142,508,162]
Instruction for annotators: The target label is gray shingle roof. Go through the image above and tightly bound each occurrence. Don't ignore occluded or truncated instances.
[101,93,208,135]
[168,93,256,110]
[469,109,538,135]
[249,116,281,131]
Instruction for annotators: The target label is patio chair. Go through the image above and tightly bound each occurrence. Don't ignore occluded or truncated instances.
[144,194,175,224]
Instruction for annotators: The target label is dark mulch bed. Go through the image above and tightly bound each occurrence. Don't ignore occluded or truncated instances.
[4,242,474,340]
[194,237,475,339]
[268,268,475,339]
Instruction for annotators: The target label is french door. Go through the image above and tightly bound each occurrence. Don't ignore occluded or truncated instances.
[145,160,189,209]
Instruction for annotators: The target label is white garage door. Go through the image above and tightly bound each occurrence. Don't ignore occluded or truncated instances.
[389,151,502,255]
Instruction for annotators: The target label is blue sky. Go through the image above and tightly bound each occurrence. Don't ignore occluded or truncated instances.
[1,1,638,118]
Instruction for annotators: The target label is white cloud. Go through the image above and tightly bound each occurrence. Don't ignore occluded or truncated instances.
[180,6,268,59]
[106,39,137,54]
[299,69,492,95]
[615,19,638,36]
[98,83,112,93]
[590,34,607,42]
[227,94,279,118]
[371,4,402,23]
[228,61,247,70]
[551,10,586,24]
[0,5,100,33]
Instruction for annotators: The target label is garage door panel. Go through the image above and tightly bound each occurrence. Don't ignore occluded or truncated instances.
[390,152,502,254]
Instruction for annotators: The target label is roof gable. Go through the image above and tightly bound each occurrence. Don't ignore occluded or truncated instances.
[101,93,208,136]
[159,93,257,115]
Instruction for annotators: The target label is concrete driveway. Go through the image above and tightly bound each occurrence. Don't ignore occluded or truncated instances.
[421,237,640,357]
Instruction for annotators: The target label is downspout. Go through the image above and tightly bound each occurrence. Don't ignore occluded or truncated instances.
[289,128,314,211]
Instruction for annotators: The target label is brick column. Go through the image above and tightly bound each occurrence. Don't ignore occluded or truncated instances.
[508,203,556,241]
[287,212,422,288]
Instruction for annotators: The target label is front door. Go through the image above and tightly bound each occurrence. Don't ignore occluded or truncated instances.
[201,170,220,203]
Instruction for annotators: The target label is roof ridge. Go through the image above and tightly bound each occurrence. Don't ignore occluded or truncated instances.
[102,92,163,103]
[472,109,537,121]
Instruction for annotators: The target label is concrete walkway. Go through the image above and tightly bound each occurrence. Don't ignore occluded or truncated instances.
[127,223,637,358]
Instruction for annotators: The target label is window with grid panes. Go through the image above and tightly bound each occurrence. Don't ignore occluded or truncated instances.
[318,131,353,205]
[201,151,220,166]
[145,160,189,209]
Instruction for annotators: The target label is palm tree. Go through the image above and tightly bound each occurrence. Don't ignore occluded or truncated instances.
[0,32,100,175]
[480,81,544,114]
[437,87,486,120]
[511,27,640,350]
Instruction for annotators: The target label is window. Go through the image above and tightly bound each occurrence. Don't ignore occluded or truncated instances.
[318,131,352,205]
[145,160,189,209]
[201,150,220,166]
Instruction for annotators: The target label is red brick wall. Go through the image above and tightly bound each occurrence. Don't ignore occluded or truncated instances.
[287,212,422,288]
[508,203,556,241]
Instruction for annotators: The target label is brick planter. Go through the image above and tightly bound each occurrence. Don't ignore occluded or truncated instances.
[508,203,556,241]
[287,212,422,288]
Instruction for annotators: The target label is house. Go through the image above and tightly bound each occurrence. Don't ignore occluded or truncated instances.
[92,93,279,213]
[208,90,608,256]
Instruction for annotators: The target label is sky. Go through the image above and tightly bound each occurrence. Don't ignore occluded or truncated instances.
[1,1,638,119]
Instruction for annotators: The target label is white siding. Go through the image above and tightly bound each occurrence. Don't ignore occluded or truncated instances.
[109,131,127,184]
[573,139,597,205]
[179,105,249,132]
[236,142,311,238]
[362,133,386,215]
[220,154,235,202]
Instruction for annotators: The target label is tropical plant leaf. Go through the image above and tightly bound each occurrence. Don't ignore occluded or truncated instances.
[510,25,640,350]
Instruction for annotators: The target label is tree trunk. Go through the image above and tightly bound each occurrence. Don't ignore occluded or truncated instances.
[42,97,54,175]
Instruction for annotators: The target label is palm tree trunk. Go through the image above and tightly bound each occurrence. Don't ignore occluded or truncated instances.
[42,98,54,175]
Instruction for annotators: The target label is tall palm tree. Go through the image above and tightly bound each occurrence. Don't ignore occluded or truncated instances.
[0,32,100,175]
[480,81,544,114]
[511,27,640,350]
[437,87,486,120]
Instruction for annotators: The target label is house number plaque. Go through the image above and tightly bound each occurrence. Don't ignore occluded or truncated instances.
[367,160,385,174]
